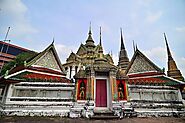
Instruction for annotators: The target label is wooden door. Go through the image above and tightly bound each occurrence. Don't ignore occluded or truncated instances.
[96,79,107,107]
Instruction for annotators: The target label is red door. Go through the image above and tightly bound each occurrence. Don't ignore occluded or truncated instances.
[96,79,107,107]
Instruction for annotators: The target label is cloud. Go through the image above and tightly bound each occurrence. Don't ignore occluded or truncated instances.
[175,26,185,32]
[0,0,38,40]
[146,11,163,23]
[143,47,185,77]
[96,21,111,34]
[143,47,166,63]
[112,54,119,65]
[55,43,77,63]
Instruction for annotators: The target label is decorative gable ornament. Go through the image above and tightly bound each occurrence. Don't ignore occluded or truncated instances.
[126,49,162,74]
[34,50,60,71]
[26,42,65,73]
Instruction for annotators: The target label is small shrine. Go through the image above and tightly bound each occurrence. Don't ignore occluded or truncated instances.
[72,27,128,110]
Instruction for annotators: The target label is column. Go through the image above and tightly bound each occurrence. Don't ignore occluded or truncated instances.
[5,84,14,104]
[66,66,70,79]
[86,68,95,100]
[71,65,76,79]
[110,70,117,101]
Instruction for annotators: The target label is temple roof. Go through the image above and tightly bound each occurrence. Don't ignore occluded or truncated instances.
[126,49,163,74]
[2,66,69,83]
[128,72,184,86]
[64,27,114,67]
[116,69,128,79]
[76,44,87,56]
[74,67,87,79]
[1,42,70,83]
[85,25,95,48]
[89,56,117,72]
[26,42,65,74]
[66,52,79,62]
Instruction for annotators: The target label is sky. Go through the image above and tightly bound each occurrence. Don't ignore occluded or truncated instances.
[0,0,185,76]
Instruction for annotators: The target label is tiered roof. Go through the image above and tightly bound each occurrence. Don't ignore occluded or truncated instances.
[63,26,114,67]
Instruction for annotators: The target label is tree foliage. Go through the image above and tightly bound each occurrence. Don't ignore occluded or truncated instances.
[1,51,37,75]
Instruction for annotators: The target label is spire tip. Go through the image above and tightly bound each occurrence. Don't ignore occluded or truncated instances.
[52,37,54,44]
[89,22,92,35]
[120,28,125,50]
[100,26,102,46]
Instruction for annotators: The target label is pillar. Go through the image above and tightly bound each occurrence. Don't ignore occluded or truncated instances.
[110,70,117,101]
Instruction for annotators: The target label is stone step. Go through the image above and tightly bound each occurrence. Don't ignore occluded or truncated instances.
[94,111,114,116]
[90,115,120,120]
[91,109,119,119]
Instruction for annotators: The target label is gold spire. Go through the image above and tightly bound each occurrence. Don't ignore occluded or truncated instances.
[99,26,103,57]
[89,22,92,35]
[120,28,125,50]
[85,22,95,48]
[99,26,102,46]
[164,33,173,61]
[118,28,129,70]
[164,33,184,81]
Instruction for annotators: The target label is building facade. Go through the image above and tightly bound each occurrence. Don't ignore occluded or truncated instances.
[0,41,31,69]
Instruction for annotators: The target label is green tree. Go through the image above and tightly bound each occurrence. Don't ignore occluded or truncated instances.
[1,51,37,75]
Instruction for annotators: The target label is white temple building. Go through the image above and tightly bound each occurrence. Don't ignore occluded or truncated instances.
[0,42,75,116]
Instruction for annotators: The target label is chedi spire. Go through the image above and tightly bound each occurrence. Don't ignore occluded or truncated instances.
[118,28,129,70]
[85,22,95,48]
[164,33,184,81]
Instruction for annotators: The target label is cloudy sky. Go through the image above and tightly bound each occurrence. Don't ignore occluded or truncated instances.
[0,0,185,76]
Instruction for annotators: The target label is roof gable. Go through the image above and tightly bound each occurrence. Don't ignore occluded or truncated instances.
[76,44,87,55]
[126,49,162,74]
[66,52,77,62]
[26,43,65,73]
[94,45,101,53]
[33,50,60,70]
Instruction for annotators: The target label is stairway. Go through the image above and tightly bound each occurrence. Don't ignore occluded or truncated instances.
[90,109,120,120]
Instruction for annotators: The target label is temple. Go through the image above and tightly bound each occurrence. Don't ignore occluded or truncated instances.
[64,27,185,118]
[0,42,74,116]
[0,26,185,118]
